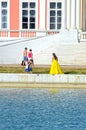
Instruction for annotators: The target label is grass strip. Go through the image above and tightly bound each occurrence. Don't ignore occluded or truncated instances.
[0,66,86,74]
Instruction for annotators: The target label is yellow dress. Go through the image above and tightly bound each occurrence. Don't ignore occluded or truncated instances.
[50,59,63,74]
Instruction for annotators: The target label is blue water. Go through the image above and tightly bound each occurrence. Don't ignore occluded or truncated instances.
[0,88,86,130]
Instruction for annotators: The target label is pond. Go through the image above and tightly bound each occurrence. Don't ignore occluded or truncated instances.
[0,88,86,130]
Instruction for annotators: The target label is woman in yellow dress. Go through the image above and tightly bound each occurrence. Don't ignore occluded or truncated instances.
[50,53,63,74]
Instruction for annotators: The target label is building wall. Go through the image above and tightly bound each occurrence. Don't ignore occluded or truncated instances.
[10,0,19,37]
[0,0,85,38]
[82,0,86,31]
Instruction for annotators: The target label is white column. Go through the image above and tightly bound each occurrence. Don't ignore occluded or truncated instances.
[70,0,76,29]
[76,0,80,29]
[61,0,66,29]
[66,0,71,29]
[39,0,46,30]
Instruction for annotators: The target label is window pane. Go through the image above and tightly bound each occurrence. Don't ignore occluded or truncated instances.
[50,11,55,16]
[30,2,35,8]
[22,2,28,8]
[2,10,7,15]
[57,11,61,16]
[22,10,28,15]
[2,16,7,22]
[30,23,35,29]
[57,17,61,22]
[30,17,35,22]
[57,24,61,29]
[22,23,28,29]
[57,2,62,9]
[50,24,55,29]
[50,17,55,22]
[1,23,7,28]
[49,2,62,30]
[50,2,56,9]
[1,2,7,8]
[22,17,28,22]
[30,10,35,16]
[22,2,36,29]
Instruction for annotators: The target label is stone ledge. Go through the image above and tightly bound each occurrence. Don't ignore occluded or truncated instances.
[0,74,86,85]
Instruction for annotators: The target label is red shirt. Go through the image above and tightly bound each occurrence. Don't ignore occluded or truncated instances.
[28,52,33,58]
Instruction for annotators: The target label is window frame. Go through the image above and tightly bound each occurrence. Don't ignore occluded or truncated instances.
[0,0,10,30]
[47,0,62,31]
[20,0,38,30]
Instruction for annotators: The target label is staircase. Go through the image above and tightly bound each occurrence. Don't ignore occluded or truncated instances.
[0,31,86,66]
[34,42,86,65]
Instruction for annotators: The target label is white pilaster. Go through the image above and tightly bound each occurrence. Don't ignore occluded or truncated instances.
[61,0,66,29]
[76,0,80,29]
[39,0,46,30]
[70,0,76,29]
[66,0,71,29]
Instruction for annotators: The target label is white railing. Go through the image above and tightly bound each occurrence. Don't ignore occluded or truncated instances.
[1,29,86,43]
[78,31,86,42]
[0,30,59,38]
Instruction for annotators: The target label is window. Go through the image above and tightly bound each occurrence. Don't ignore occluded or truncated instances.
[0,1,8,29]
[22,2,36,29]
[49,2,62,30]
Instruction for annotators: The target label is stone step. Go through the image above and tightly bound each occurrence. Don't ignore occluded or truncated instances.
[0,32,86,65]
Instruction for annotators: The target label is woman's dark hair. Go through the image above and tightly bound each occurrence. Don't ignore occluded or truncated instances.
[52,53,58,60]
[25,47,27,50]
[29,49,32,51]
